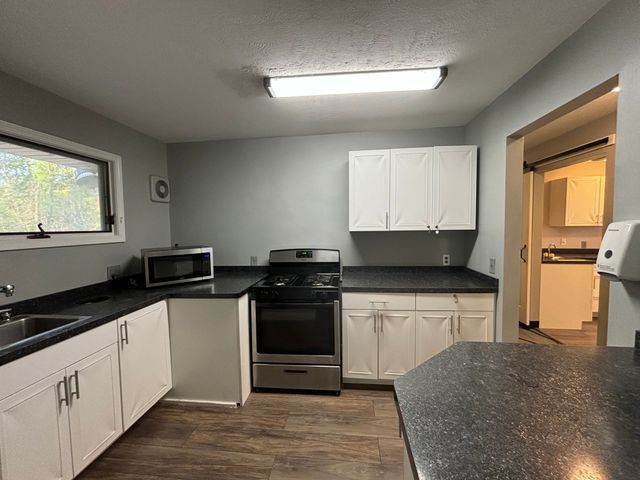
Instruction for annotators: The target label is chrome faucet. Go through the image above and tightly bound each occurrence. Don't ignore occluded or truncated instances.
[546,243,557,258]
[0,308,11,323]
[1,284,15,297]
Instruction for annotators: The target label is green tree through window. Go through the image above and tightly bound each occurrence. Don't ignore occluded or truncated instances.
[0,139,108,234]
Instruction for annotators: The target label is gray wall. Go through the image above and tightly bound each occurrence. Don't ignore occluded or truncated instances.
[168,128,467,266]
[465,0,640,345]
[0,71,171,305]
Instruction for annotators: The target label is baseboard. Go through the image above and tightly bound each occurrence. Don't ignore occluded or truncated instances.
[519,320,539,330]
[161,397,239,408]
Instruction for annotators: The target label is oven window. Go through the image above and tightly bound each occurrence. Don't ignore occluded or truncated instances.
[255,303,335,356]
[148,253,210,283]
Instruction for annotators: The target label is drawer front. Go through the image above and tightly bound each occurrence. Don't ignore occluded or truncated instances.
[342,292,415,311]
[416,293,494,311]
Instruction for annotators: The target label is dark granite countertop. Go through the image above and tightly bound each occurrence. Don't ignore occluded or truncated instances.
[342,266,498,293]
[0,268,267,366]
[541,248,598,265]
[395,342,640,480]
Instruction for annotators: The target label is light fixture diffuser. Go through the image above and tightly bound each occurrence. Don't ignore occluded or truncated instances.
[264,67,447,98]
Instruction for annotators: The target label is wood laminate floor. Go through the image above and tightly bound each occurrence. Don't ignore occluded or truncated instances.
[77,388,403,480]
[519,320,598,346]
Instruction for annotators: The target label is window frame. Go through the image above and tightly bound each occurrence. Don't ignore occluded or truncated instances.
[0,120,126,251]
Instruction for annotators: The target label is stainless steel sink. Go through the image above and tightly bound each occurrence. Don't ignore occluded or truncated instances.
[0,314,90,349]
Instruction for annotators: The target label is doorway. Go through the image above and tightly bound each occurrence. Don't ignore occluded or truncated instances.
[516,87,617,346]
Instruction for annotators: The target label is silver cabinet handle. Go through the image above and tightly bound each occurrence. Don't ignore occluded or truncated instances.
[57,376,69,413]
[380,313,384,333]
[457,314,461,334]
[386,211,389,229]
[373,312,377,333]
[449,315,453,335]
[120,321,129,348]
[453,294,459,304]
[69,370,80,401]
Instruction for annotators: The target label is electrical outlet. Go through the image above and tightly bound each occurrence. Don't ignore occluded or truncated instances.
[107,265,121,280]
[561,237,567,246]
[442,254,450,266]
[581,241,588,249]
[250,256,258,266]
[489,258,496,275]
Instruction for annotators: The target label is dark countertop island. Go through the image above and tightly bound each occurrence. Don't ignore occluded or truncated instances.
[342,266,498,293]
[0,268,268,366]
[395,342,640,479]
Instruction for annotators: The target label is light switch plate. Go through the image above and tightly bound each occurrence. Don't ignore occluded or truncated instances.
[442,254,450,266]
[250,256,258,266]
[489,258,496,275]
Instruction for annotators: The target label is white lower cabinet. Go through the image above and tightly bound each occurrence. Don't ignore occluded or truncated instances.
[118,301,172,430]
[455,311,493,343]
[343,292,495,382]
[343,309,416,382]
[0,322,121,480]
[68,344,122,475]
[343,310,378,380]
[0,370,73,480]
[378,311,416,380]
[415,311,453,366]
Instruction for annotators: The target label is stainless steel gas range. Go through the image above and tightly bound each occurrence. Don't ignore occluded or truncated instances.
[250,249,341,393]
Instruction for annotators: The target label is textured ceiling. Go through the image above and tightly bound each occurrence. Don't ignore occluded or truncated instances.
[0,0,610,143]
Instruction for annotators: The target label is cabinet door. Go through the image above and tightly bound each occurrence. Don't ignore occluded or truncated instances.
[415,311,453,365]
[349,150,390,231]
[566,177,601,226]
[378,311,416,380]
[119,301,172,430]
[342,310,378,379]
[68,343,123,475]
[0,370,73,480]
[454,311,494,343]
[597,176,606,225]
[432,146,477,230]
[390,148,432,230]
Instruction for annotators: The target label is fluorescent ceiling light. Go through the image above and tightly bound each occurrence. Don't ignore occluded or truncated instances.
[264,67,447,98]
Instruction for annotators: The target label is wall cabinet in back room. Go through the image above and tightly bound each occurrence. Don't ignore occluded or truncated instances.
[348,145,477,232]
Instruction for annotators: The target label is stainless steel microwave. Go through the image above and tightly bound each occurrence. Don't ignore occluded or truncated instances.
[141,246,213,288]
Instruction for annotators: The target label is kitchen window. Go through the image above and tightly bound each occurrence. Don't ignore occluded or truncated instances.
[0,120,125,251]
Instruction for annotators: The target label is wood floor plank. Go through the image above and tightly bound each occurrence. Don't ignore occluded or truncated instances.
[186,426,382,464]
[79,443,273,480]
[373,399,398,418]
[285,413,399,438]
[148,402,288,429]
[78,473,174,480]
[269,456,403,480]
[118,417,197,447]
[340,388,395,401]
[244,392,375,417]
[378,438,404,466]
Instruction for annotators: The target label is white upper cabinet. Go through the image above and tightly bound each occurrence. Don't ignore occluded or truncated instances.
[349,145,477,232]
[549,176,604,226]
[390,148,431,230]
[349,150,390,231]
[432,146,478,230]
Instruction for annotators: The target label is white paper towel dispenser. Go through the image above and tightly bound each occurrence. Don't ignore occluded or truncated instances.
[597,221,640,281]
